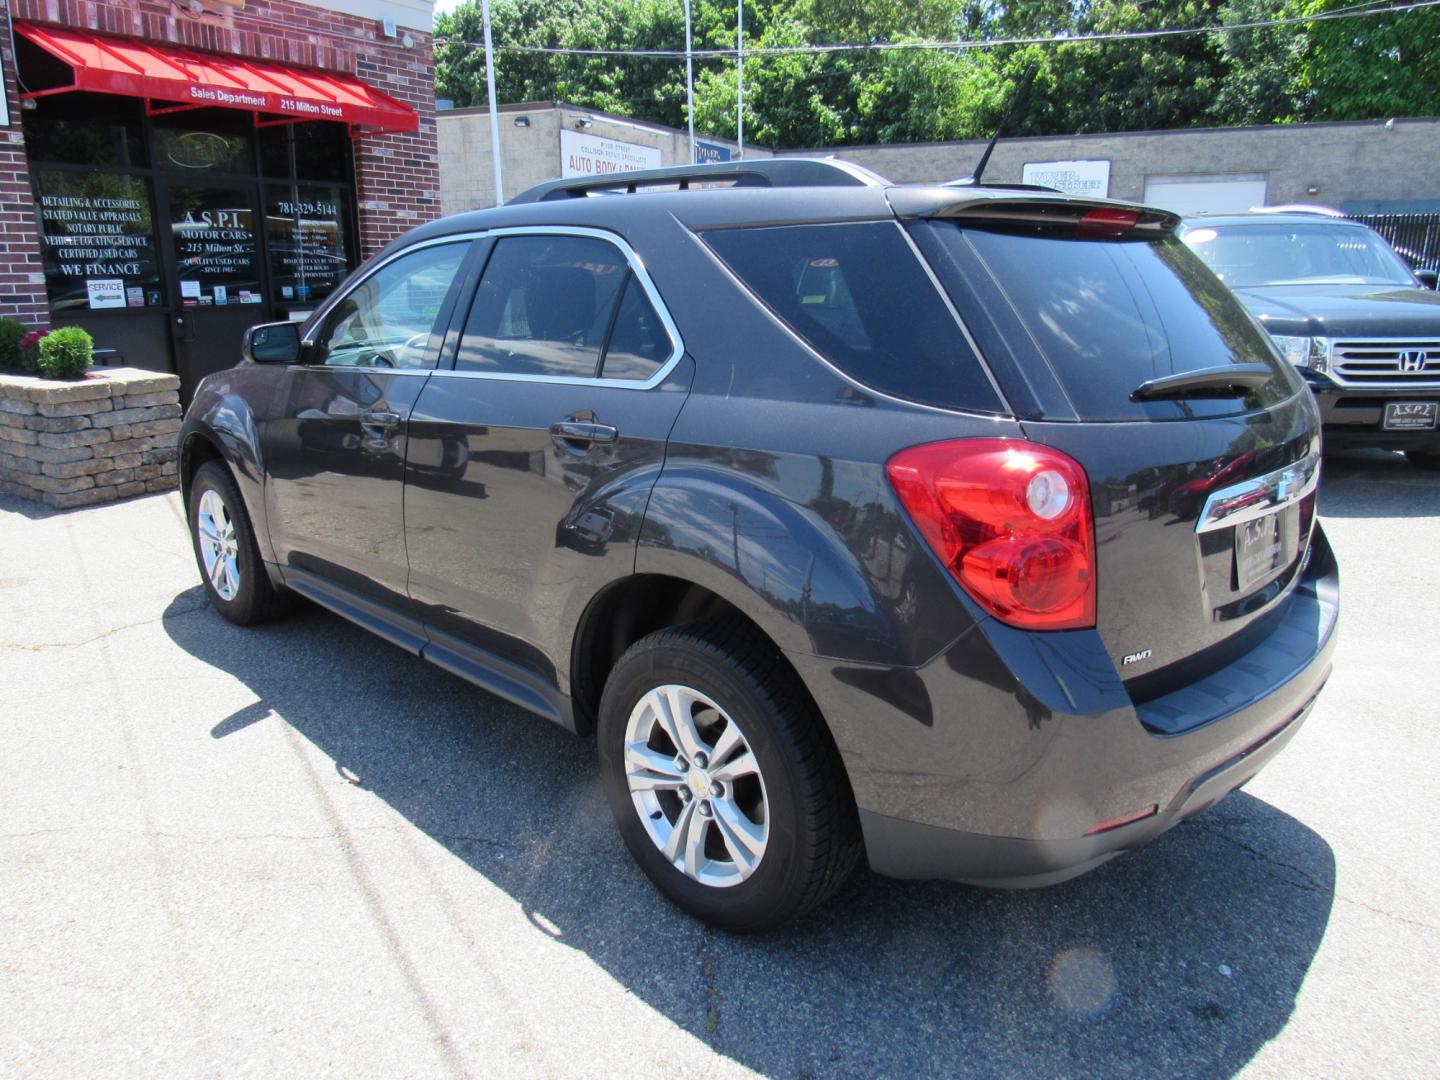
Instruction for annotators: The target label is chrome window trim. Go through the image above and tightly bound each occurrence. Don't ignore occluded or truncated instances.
[1194,448,1321,534]
[433,225,685,390]
[694,218,1014,420]
[298,226,685,390]
[299,233,484,358]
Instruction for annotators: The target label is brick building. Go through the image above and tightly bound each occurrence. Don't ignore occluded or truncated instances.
[0,0,439,398]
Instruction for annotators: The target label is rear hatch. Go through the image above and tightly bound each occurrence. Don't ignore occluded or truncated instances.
[905,197,1320,689]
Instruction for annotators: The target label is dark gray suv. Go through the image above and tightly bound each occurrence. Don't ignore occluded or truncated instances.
[179,159,1339,930]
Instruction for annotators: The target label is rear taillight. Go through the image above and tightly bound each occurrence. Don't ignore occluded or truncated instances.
[1077,207,1139,238]
[886,439,1097,630]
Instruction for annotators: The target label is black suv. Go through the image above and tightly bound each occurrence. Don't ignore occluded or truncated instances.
[179,160,1339,930]
[1181,212,1440,465]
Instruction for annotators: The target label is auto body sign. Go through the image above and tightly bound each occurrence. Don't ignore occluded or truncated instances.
[561,130,662,178]
[1021,159,1112,198]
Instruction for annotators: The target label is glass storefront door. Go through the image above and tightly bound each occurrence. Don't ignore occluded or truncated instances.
[17,73,362,402]
[160,180,269,393]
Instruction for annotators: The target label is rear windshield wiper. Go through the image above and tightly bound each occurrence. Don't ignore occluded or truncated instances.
[1131,363,1275,401]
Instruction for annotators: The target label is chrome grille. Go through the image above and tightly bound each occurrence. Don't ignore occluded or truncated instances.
[1330,338,1440,386]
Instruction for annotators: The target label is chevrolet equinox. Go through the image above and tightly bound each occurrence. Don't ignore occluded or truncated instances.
[179,159,1339,931]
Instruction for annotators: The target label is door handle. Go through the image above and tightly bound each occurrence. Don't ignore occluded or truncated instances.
[550,419,619,445]
[360,410,402,428]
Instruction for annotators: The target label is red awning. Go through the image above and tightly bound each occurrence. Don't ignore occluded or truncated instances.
[16,22,418,134]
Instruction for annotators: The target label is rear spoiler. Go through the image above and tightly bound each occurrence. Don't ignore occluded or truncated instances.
[888,188,1181,238]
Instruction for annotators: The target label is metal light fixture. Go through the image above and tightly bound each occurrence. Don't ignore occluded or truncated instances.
[575,118,593,129]
[513,116,530,127]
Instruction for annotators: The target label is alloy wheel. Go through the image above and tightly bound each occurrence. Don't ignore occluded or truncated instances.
[623,684,769,887]
[196,488,241,602]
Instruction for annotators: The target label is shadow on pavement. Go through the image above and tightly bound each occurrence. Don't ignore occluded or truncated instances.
[164,588,1334,1080]
[1318,450,1440,518]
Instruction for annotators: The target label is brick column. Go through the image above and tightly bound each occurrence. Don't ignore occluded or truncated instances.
[353,34,441,258]
[0,0,49,330]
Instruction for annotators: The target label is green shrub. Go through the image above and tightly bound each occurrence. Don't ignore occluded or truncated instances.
[36,326,94,380]
[0,318,26,369]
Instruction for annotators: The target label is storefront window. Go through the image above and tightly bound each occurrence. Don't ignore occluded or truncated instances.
[21,92,147,169]
[34,170,162,311]
[293,122,352,183]
[264,183,352,306]
[152,110,256,175]
[168,184,264,307]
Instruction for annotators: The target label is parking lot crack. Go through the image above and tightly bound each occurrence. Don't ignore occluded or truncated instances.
[700,926,721,1038]
[1191,819,1331,894]
[0,599,208,651]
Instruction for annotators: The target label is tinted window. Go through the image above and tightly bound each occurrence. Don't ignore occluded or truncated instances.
[456,235,629,378]
[34,170,161,312]
[22,92,146,168]
[599,274,671,381]
[317,242,467,369]
[1183,222,1414,287]
[265,183,352,308]
[913,223,1297,422]
[701,222,1003,413]
[152,109,255,175]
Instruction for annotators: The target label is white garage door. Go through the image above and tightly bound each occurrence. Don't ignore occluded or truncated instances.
[1142,175,1268,216]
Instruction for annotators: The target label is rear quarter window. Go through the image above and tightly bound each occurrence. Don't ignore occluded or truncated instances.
[700,221,1004,414]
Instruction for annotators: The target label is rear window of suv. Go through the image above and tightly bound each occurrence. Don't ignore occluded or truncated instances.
[701,221,1004,414]
[910,221,1297,422]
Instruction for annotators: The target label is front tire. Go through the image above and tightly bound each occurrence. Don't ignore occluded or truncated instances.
[597,619,860,931]
[188,460,291,625]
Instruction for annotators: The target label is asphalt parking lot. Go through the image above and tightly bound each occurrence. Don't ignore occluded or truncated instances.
[2,449,1437,1079]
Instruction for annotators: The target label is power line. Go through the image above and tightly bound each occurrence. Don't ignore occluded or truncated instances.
[434,0,1440,57]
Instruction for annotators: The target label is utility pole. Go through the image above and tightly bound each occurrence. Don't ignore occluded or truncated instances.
[481,0,504,205]
[736,0,744,157]
[685,0,695,164]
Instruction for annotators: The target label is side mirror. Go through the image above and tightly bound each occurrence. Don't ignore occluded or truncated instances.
[1416,269,1438,291]
[242,321,302,365]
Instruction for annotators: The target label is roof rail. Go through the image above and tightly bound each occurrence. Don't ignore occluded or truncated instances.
[507,157,889,205]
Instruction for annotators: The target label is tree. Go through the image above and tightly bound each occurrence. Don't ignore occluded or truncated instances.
[434,0,1440,150]
[1299,0,1440,120]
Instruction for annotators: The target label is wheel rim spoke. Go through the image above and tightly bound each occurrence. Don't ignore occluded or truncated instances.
[647,686,704,760]
[683,811,708,878]
[709,720,744,767]
[624,741,686,791]
[662,798,699,865]
[709,750,759,784]
[711,797,766,871]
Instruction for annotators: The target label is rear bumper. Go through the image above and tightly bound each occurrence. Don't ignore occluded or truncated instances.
[861,661,1325,886]
[1310,381,1440,452]
[794,527,1339,887]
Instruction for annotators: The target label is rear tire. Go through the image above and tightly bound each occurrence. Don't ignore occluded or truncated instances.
[188,460,291,625]
[1404,450,1440,470]
[597,618,860,931]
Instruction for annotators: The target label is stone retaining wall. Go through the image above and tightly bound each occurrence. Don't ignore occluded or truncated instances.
[0,369,182,509]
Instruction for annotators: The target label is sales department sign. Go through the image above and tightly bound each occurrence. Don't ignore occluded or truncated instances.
[561,130,662,179]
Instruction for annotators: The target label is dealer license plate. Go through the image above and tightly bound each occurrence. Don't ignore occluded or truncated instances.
[1235,511,1285,592]
[1383,402,1438,430]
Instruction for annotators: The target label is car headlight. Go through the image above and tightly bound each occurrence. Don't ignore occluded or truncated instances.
[1270,335,1331,373]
